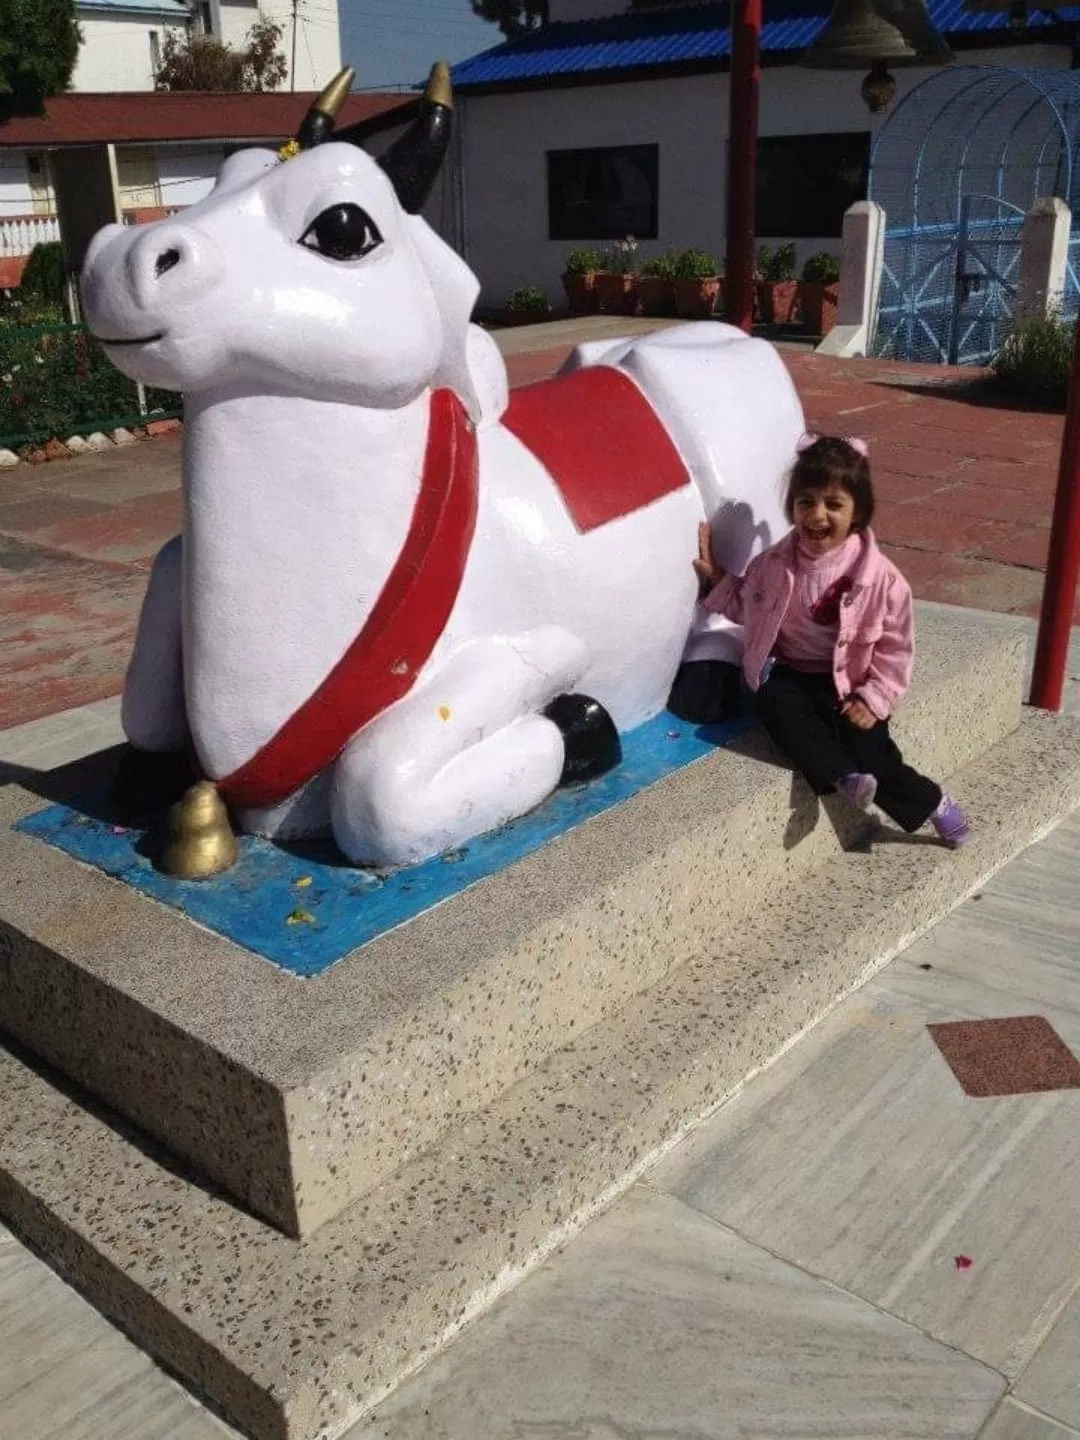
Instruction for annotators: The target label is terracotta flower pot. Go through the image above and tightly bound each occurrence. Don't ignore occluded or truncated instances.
[673,276,722,319]
[755,278,799,325]
[593,272,640,315]
[800,281,839,337]
[635,276,676,317]
[562,271,598,314]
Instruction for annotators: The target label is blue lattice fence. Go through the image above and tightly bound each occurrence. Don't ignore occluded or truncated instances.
[870,66,1080,365]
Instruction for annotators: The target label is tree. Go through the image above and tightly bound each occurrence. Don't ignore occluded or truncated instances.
[470,0,546,41]
[0,0,81,123]
[154,15,287,93]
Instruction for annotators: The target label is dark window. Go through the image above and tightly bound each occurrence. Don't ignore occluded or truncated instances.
[755,132,870,239]
[547,145,659,241]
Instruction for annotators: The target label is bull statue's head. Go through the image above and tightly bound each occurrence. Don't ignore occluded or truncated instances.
[81,63,482,416]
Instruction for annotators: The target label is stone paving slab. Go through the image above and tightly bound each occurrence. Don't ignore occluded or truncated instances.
[1014,1285,1080,1428]
[652,811,1080,1381]
[979,1401,1080,1440]
[352,1187,1005,1440]
[0,329,1070,730]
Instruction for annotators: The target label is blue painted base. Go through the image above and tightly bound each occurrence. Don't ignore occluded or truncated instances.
[16,710,750,978]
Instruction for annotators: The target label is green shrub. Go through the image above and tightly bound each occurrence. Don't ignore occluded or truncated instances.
[991,314,1073,406]
[20,242,68,312]
[506,285,548,312]
[0,323,179,445]
[564,247,604,275]
[802,251,840,284]
[674,247,720,280]
[756,241,796,282]
[640,249,679,280]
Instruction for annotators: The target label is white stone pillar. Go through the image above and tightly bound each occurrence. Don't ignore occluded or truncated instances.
[1015,197,1071,320]
[815,199,886,358]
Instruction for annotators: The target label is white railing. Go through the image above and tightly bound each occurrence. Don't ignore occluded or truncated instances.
[0,214,61,258]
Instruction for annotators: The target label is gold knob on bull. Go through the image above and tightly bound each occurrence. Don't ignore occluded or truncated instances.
[158,781,238,880]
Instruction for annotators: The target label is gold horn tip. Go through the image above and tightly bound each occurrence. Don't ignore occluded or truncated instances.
[158,781,239,881]
[425,60,453,110]
[314,66,356,120]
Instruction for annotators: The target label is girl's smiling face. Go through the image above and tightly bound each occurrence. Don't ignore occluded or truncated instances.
[792,481,857,556]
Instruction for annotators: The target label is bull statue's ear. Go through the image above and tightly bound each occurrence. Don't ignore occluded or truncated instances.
[404,215,483,423]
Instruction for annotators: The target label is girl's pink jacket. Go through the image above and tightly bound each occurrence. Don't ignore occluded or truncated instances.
[702,527,915,720]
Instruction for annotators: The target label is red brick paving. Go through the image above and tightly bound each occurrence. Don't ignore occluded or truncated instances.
[0,342,1069,730]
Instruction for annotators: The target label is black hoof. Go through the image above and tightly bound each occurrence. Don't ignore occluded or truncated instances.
[544,693,621,786]
[666,660,743,724]
[110,744,197,821]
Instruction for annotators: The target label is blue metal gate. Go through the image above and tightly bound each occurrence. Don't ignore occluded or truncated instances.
[870,66,1080,365]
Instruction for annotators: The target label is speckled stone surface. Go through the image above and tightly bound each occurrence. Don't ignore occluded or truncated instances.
[0,610,1027,1239]
[1,706,1077,1440]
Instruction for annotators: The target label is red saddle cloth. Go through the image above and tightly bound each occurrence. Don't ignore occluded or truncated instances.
[503,364,691,533]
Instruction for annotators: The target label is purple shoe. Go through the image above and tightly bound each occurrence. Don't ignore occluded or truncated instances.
[838,772,877,810]
[932,792,970,848]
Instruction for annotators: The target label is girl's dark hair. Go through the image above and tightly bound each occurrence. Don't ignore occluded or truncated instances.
[784,435,875,531]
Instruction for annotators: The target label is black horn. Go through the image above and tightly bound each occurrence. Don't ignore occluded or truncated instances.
[354,61,453,213]
[291,67,356,153]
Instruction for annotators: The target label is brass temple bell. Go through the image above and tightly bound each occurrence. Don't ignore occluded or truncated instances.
[801,0,952,67]
[159,782,238,880]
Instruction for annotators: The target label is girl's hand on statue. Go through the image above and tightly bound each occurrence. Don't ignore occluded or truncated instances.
[693,522,726,595]
[842,696,877,730]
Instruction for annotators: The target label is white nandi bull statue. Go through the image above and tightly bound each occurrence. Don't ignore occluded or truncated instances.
[81,65,803,872]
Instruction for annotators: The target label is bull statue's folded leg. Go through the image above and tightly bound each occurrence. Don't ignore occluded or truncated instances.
[327,626,590,868]
[111,536,195,817]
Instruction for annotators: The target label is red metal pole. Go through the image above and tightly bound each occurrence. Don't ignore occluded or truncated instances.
[725,0,762,334]
[1030,311,1080,711]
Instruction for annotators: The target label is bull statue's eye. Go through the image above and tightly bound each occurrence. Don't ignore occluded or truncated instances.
[300,203,383,262]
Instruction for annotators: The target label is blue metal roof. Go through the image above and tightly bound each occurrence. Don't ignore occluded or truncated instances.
[451,1,1080,86]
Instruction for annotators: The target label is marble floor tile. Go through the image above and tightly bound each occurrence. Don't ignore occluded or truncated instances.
[978,1399,1080,1440]
[348,1187,1003,1440]
[0,1243,237,1440]
[651,945,1080,1378]
[1014,1285,1080,1430]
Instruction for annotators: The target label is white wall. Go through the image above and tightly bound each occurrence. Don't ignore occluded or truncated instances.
[155,145,225,205]
[71,13,188,91]
[0,159,30,218]
[0,145,224,226]
[459,45,1073,305]
[70,2,337,95]
[217,0,341,92]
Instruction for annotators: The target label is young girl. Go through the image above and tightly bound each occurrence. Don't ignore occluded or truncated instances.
[694,433,970,848]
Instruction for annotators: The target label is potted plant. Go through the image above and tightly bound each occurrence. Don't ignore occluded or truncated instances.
[636,250,678,316]
[800,252,841,337]
[504,285,551,326]
[755,241,799,325]
[594,236,640,315]
[561,248,603,313]
[673,247,722,319]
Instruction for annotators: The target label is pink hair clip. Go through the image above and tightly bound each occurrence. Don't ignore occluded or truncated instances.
[844,435,869,458]
[795,432,820,454]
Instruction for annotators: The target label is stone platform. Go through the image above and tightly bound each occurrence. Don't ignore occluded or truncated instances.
[3,608,1080,1440]
[0,608,1024,1239]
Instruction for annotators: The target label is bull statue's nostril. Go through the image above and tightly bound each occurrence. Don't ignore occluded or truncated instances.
[155,247,182,279]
